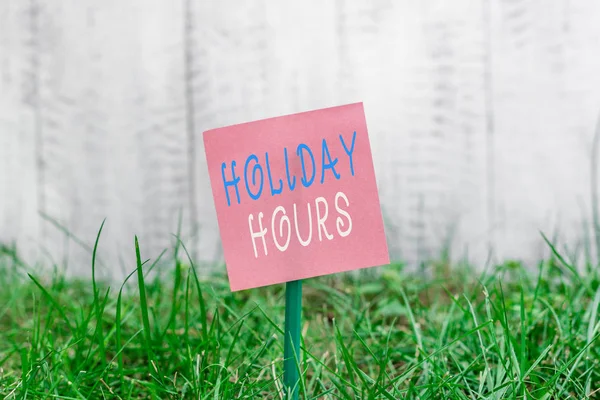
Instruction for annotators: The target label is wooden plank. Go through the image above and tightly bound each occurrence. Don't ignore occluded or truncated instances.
[491,0,600,265]
[35,0,192,278]
[0,0,40,265]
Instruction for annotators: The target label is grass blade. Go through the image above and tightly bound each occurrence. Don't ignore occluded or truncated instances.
[134,236,154,375]
[91,219,106,365]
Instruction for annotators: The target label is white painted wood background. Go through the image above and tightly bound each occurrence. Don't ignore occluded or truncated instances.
[1,0,600,278]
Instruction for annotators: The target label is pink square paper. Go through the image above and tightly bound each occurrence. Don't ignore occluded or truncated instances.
[203,103,389,291]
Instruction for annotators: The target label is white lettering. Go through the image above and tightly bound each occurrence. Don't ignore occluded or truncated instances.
[315,197,334,241]
[248,212,268,257]
[293,202,313,246]
[335,192,352,237]
[271,206,291,252]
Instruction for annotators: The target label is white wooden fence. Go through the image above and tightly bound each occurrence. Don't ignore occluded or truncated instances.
[1,0,600,278]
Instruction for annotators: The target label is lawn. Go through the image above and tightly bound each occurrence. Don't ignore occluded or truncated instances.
[1,235,599,399]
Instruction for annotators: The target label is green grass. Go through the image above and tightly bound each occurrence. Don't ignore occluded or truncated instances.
[1,236,600,399]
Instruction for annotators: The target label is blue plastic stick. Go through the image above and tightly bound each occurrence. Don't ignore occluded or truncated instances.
[283,280,302,399]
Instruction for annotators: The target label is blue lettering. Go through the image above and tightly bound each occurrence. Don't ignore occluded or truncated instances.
[265,152,283,196]
[320,139,340,183]
[340,131,357,176]
[221,161,241,206]
[296,144,315,187]
[284,147,296,191]
[244,154,264,200]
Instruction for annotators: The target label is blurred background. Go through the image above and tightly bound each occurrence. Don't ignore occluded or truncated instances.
[1,0,600,278]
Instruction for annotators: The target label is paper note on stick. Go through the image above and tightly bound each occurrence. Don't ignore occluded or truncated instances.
[203,103,389,291]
